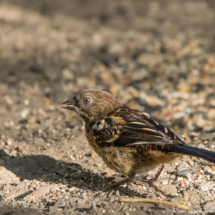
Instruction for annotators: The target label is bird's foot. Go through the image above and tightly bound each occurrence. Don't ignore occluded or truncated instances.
[94,174,136,198]
[135,164,166,196]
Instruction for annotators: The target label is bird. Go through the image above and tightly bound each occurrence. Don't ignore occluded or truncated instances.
[62,89,215,195]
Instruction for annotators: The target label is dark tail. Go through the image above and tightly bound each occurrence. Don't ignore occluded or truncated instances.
[163,145,215,164]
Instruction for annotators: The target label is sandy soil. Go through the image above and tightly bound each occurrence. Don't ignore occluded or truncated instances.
[0,0,215,214]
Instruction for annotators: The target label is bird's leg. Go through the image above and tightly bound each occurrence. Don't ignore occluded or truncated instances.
[102,173,136,192]
[94,173,136,198]
[135,164,165,196]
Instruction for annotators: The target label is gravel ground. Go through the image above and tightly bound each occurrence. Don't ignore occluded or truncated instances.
[0,0,215,214]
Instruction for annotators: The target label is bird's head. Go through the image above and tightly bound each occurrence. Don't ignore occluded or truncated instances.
[62,89,122,122]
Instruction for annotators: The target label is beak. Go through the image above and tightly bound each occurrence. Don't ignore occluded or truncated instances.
[61,97,78,112]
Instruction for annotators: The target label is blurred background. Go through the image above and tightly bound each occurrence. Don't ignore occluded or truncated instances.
[0,1,215,214]
[0,0,215,140]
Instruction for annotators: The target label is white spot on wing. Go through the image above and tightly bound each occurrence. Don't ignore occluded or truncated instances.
[116,108,121,113]
[154,120,159,125]
[131,122,146,126]
[92,124,97,130]
[98,124,104,130]
[142,128,158,133]
[127,141,166,146]
[142,112,150,118]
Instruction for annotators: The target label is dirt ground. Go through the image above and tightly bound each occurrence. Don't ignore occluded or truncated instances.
[0,0,215,214]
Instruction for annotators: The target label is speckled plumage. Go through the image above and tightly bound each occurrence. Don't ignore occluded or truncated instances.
[85,107,181,177]
[62,89,215,194]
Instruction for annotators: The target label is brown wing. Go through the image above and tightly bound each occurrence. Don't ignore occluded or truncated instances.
[91,108,215,164]
[92,108,184,147]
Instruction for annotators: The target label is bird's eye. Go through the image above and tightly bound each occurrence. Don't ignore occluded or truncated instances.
[83,97,90,104]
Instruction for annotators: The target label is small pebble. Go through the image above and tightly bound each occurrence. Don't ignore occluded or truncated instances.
[115,190,120,197]
[203,200,215,211]
[58,200,65,208]
[201,182,210,192]
[177,168,193,176]
[204,171,214,176]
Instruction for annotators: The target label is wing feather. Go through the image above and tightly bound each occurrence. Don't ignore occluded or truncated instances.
[92,108,184,147]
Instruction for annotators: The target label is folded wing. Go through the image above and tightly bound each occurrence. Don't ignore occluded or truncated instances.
[92,108,184,147]
[91,108,215,164]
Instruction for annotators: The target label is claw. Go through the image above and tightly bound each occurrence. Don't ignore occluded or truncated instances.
[135,164,166,196]
[94,173,136,198]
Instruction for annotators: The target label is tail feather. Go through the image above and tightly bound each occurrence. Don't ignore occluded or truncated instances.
[184,145,215,158]
[163,145,215,164]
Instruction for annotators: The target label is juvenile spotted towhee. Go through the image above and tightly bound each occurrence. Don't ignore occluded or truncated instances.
[62,89,215,195]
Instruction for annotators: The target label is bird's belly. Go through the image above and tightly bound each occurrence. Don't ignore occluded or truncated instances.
[101,146,136,177]
[133,149,180,175]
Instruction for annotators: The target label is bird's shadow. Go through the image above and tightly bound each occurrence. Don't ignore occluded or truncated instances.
[0,150,150,214]
[0,150,140,196]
